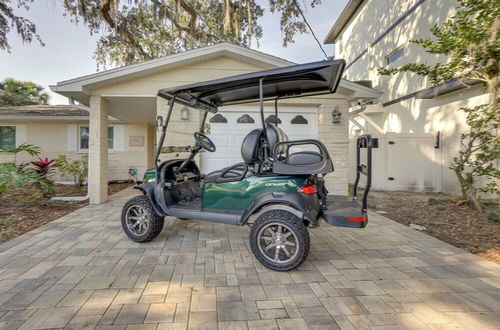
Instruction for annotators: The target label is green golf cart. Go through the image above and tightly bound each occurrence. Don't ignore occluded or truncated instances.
[121,60,377,271]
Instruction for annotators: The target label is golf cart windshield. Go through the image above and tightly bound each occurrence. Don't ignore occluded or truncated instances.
[157,60,345,112]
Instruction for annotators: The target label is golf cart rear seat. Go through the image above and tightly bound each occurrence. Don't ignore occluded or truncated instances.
[205,123,335,182]
[272,140,334,175]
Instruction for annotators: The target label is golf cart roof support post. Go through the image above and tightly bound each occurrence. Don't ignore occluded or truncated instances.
[259,78,270,158]
[274,96,280,126]
[361,139,372,213]
[200,110,208,131]
[154,94,177,179]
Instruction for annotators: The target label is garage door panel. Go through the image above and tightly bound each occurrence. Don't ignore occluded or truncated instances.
[210,135,230,147]
[201,108,318,173]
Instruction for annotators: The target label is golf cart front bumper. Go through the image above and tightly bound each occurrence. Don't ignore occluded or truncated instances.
[320,195,367,228]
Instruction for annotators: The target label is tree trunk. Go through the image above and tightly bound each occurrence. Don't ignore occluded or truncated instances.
[247,0,253,47]
[223,0,232,34]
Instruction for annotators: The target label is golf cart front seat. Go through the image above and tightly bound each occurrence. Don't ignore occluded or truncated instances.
[204,124,288,183]
[204,128,263,183]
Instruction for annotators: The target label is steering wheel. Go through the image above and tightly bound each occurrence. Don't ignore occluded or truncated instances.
[194,132,216,152]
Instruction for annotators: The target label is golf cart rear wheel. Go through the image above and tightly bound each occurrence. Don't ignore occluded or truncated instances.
[250,210,310,271]
[121,195,164,243]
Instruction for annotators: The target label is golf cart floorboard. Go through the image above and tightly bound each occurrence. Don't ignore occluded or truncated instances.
[167,198,243,225]
[169,198,201,211]
[321,195,367,228]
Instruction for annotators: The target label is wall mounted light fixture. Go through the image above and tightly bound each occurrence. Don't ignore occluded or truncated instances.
[180,107,190,120]
[332,105,342,123]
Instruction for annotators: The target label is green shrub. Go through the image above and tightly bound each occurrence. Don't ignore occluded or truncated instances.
[55,154,88,186]
[0,144,54,197]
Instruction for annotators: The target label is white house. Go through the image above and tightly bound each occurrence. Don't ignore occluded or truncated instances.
[0,43,380,204]
[324,0,491,193]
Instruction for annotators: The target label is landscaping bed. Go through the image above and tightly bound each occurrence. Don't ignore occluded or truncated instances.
[368,190,499,264]
[0,182,132,243]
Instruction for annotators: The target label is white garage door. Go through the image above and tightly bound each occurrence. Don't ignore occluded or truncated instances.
[201,105,318,174]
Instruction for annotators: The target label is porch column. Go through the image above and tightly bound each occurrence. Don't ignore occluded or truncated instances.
[88,95,109,204]
[318,102,349,196]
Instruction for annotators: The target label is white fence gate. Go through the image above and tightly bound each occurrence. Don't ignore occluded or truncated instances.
[349,132,442,192]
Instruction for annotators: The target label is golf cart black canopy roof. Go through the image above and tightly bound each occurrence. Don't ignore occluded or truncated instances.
[157,59,345,113]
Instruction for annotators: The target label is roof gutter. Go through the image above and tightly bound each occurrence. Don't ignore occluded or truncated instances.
[416,78,482,99]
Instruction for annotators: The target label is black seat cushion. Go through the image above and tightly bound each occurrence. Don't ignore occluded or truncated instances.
[241,129,262,164]
[266,124,288,155]
[285,151,323,165]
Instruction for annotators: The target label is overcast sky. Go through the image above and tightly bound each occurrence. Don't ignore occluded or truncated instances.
[0,0,348,104]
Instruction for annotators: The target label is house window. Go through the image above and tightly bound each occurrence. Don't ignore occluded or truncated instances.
[209,114,228,123]
[386,47,404,65]
[291,115,308,124]
[79,126,114,151]
[0,126,16,148]
[265,115,282,125]
[237,114,255,124]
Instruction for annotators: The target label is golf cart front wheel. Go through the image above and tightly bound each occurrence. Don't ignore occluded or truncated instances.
[121,195,164,243]
[250,210,310,271]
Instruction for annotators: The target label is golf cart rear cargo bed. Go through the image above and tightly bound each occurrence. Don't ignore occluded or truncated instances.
[321,195,367,228]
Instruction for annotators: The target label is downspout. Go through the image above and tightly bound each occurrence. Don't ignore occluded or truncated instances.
[69,97,91,111]
[348,100,384,134]
[51,98,91,202]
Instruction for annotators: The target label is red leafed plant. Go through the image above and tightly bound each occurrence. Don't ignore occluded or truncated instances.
[30,157,59,178]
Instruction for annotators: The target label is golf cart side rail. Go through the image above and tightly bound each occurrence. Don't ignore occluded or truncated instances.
[353,134,378,213]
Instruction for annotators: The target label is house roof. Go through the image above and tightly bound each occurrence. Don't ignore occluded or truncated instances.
[50,42,380,106]
[0,105,88,117]
[324,0,365,44]
[0,105,125,122]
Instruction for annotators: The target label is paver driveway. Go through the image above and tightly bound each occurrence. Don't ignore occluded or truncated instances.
[0,188,499,330]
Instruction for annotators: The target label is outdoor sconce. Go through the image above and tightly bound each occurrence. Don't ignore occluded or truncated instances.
[331,106,342,123]
[180,107,190,120]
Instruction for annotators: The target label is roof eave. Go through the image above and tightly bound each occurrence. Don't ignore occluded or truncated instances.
[324,0,366,44]
[52,43,295,96]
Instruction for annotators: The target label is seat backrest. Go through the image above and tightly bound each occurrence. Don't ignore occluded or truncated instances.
[266,124,288,156]
[241,129,263,165]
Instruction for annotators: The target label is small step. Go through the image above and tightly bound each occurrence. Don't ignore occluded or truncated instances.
[321,195,367,228]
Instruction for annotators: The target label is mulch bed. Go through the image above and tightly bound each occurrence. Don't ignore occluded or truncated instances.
[368,190,499,264]
[0,182,132,244]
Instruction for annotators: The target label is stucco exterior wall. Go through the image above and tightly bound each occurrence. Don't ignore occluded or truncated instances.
[0,121,151,182]
[336,0,456,98]
[332,0,492,194]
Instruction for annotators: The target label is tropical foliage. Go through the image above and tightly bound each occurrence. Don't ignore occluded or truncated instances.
[55,154,89,186]
[379,0,499,210]
[0,144,54,197]
[30,157,59,178]
[0,78,49,106]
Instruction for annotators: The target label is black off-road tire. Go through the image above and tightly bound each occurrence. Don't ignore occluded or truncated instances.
[250,210,310,271]
[121,195,164,243]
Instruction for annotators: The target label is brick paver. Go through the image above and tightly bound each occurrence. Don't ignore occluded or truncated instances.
[0,188,499,329]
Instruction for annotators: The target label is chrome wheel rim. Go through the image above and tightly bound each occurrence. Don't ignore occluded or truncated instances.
[257,222,299,264]
[125,205,149,236]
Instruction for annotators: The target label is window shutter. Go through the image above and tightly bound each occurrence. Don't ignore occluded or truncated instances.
[113,125,125,151]
[67,124,77,151]
[15,124,27,146]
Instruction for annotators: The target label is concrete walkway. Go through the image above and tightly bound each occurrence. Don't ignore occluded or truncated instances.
[0,188,499,330]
